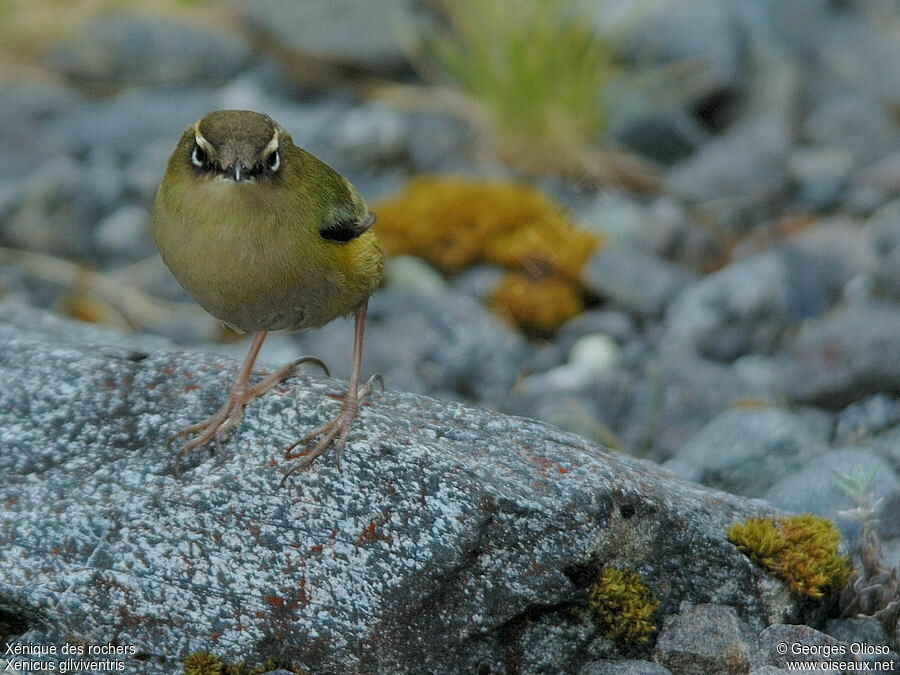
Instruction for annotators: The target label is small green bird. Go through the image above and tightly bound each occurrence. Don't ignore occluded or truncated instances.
[152,109,384,476]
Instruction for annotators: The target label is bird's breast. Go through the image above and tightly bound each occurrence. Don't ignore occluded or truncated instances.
[153,182,382,333]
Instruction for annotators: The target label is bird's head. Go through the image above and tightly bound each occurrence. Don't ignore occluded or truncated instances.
[186,109,284,184]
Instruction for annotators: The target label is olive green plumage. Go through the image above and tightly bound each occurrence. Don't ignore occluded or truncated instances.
[152,109,383,333]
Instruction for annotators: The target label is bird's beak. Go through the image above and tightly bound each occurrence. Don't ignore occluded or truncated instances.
[224,162,248,182]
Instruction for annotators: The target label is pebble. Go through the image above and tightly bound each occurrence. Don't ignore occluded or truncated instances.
[653,604,750,675]
[763,447,900,543]
[663,407,832,497]
[92,204,153,262]
[383,255,448,296]
[49,13,255,86]
[519,333,620,394]
[294,288,529,405]
[778,301,900,408]
[583,242,696,318]
[239,0,425,74]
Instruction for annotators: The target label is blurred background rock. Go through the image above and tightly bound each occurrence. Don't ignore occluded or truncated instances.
[2,0,900,602]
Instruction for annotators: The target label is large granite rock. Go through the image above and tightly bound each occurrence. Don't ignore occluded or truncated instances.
[0,305,830,673]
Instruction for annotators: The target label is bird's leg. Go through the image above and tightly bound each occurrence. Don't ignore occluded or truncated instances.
[281,301,380,482]
[170,331,327,456]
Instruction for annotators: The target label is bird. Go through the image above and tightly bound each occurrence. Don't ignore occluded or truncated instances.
[152,109,384,478]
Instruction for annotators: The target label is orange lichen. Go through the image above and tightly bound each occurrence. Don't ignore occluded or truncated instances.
[374,175,602,333]
[488,272,583,336]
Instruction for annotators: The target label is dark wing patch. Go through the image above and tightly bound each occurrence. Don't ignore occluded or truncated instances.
[320,211,376,243]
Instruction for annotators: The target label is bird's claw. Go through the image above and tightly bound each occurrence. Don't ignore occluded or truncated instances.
[279,373,381,486]
[168,356,328,474]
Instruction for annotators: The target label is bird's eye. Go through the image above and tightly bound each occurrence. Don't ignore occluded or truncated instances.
[267,149,280,172]
[191,144,208,168]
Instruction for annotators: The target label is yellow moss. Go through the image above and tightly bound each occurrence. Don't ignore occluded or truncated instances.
[733,398,773,410]
[727,514,852,598]
[184,652,223,675]
[183,653,281,675]
[374,175,602,333]
[588,567,659,644]
[488,272,583,336]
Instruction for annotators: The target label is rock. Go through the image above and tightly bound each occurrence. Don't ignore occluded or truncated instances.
[0,81,79,181]
[403,111,474,174]
[592,0,745,101]
[0,298,171,352]
[557,310,638,353]
[46,87,218,158]
[326,103,408,166]
[518,334,620,394]
[826,617,894,651]
[777,302,900,408]
[663,251,789,357]
[382,255,448,296]
[49,13,254,86]
[583,243,696,318]
[639,197,726,274]
[640,348,752,461]
[92,204,154,262]
[833,395,900,446]
[866,199,900,301]
[294,288,530,406]
[663,407,832,497]
[577,191,665,243]
[663,249,849,363]
[505,367,635,450]
[778,218,878,296]
[450,264,506,303]
[240,0,426,75]
[856,151,900,193]
[0,306,817,673]
[2,155,105,260]
[665,116,791,216]
[801,94,899,167]
[792,5,900,153]
[124,135,183,201]
[752,625,848,671]
[653,604,751,674]
[752,624,897,671]
[580,660,673,674]
[787,147,853,212]
[610,102,709,165]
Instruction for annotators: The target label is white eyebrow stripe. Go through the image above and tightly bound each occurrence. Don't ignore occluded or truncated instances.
[192,122,215,154]
[261,129,279,157]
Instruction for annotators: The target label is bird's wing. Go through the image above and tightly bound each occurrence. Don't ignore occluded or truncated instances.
[320,211,377,242]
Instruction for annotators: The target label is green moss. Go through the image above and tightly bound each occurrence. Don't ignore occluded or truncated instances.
[588,567,659,644]
[727,514,852,598]
[183,652,283,675]
[184,652,223,675]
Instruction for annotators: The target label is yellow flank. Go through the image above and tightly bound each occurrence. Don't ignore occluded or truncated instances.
[374,175,601,334]
[727,514,852,598]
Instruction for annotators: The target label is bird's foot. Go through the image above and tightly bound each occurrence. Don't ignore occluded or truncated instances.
[280,373,383,484]
[169,356,328,464]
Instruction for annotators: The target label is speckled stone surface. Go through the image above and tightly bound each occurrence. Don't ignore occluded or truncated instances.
[1,307,815,673]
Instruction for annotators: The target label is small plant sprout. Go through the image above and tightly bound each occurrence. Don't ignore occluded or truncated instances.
[833,466,899,641]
